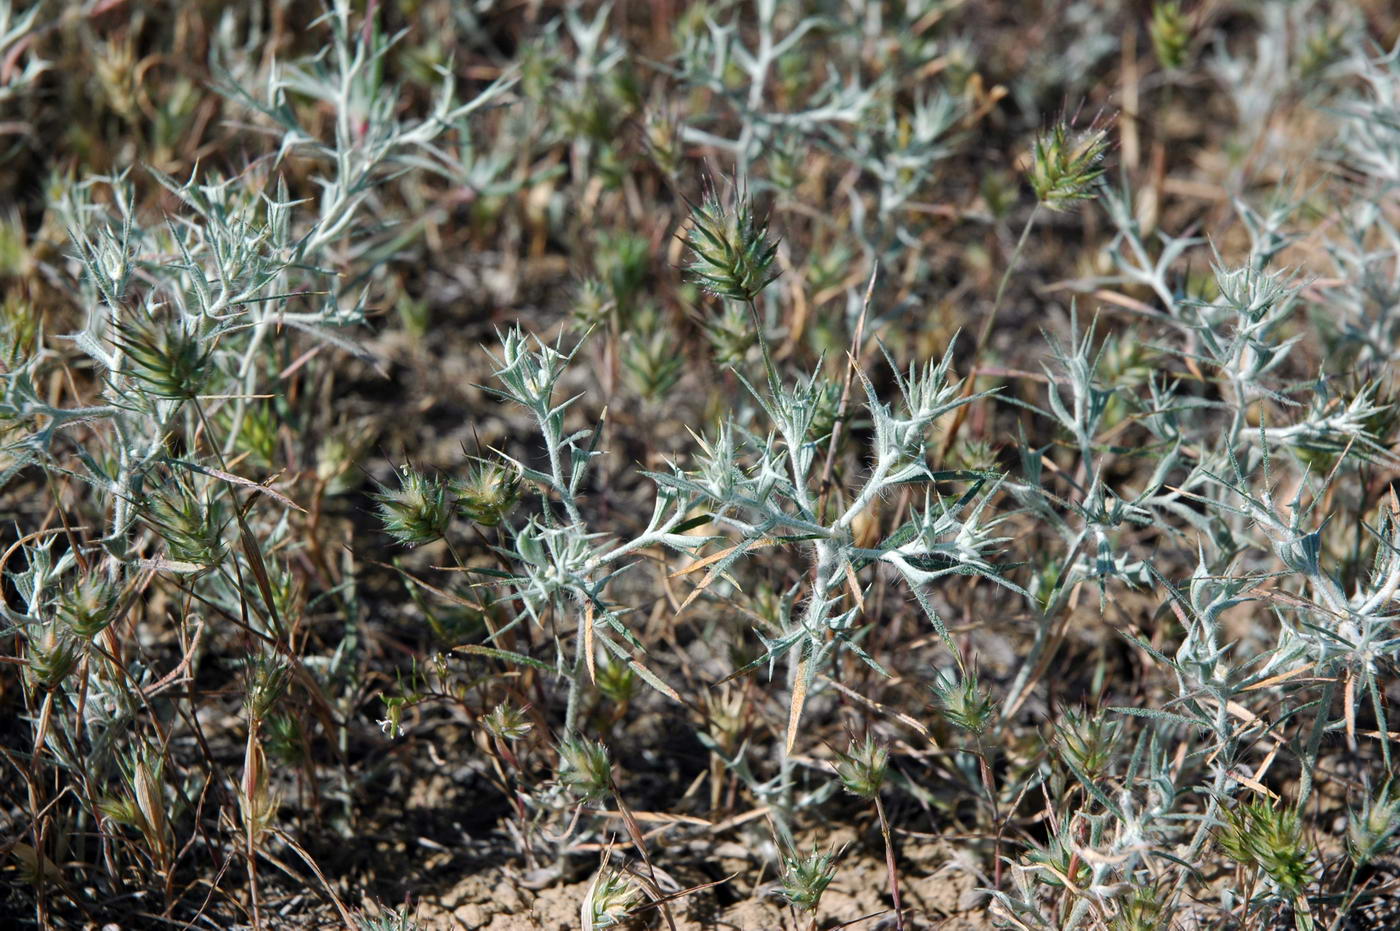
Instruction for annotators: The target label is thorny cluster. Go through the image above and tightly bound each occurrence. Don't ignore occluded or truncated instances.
[2,1,1400,930]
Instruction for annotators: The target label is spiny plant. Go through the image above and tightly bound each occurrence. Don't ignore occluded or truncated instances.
[5,0,1400,928]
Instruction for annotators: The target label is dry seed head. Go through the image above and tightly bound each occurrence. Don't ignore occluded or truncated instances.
[239,738,278,843]
[244,653,291,721]
[132,748,172,855]
[701,684,747,756]
[102,747,175,864]
[94,32,140,121]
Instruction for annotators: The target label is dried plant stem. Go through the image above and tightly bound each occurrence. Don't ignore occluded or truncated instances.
[874,793,906,931]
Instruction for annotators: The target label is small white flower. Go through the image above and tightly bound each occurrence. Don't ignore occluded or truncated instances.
[377,717,404,739]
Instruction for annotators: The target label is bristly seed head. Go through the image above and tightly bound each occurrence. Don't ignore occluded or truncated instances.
[595,655,639,705]
[142,481,228,570]
[1053,706,1120,780]
[703,300,758,368]
[26,625,80,691]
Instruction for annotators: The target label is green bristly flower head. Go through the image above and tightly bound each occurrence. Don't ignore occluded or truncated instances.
[57,575,120,640]
[778,845,838,912]
[1053,706,1121,781]
[1218,800,1312,899]
[452,458,520,528]
[704,300,758,368]
[374,466,453,547]
[595,654,639,704]
[932,665,995,736]
[143,482,228,570]
[1348,782,1400,868]
[558,737,612,802]
[833,735,888,799]
[1150,1,1191,72]
[483,702,532,742]
[1028,121,1109,212]
[26,625,80,691]
[571,277,613,330]
[583,867,640,929]
[1110,882,1171,931]
[684,190,780,304]
[115,316,213,401]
